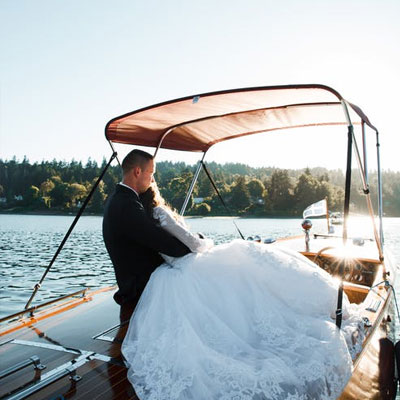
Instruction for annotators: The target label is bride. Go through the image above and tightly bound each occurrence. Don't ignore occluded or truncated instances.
[122,183,364,400]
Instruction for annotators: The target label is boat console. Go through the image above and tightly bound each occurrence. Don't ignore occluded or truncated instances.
[309,252,378,288]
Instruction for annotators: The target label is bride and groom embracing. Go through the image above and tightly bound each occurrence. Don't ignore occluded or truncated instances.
[103,149,363,400]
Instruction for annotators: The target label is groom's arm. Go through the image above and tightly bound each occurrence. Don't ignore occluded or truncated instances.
[122,197,191,257]
[154,207,213,253]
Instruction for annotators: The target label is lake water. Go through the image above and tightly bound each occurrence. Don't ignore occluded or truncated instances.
[1,214,400,321]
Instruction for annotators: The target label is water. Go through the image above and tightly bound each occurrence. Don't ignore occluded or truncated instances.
[0,214,113,317]
[1,214,400,320]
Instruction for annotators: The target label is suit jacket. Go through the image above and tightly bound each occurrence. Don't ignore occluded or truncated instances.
[102,184,191,305]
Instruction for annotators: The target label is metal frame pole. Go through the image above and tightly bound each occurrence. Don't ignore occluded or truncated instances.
[180,152,206,216]
[341,100,353,245]
[351,127,384,261]
[340,101,384,262]
[154,128,174,158]
[362,122,368,184]
[376,130,384,248]
[108,141,121,167]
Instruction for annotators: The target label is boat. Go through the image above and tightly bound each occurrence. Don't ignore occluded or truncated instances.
[331,212,344,225]
[1,84,398,399]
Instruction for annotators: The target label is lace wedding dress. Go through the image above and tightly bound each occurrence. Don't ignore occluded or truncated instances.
[122,207,364,400]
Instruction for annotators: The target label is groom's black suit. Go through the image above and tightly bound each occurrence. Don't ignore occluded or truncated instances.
[103,184,190,306]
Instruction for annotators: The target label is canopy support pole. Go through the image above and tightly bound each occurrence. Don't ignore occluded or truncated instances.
[362,122,368,184]
[342,124,353,245]
[108,140,121,167]
[180,153,206,216]
[337,101,353,331]
[351,125,384,263]
[376,130,384,250]
[325,197,331,233]
[201,161,245,240]
[341,101,353,245]
[24,151,118,310]
[154,128,174,158]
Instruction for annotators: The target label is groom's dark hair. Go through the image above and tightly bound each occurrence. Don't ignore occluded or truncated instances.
[122,149,153,175]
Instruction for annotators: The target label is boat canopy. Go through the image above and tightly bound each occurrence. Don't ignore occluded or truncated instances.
[105,84,377,153]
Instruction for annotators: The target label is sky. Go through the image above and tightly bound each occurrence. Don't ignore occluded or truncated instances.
[1,0,399,171]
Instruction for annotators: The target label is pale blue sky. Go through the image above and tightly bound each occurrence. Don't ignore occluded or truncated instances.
[1,0,399,170]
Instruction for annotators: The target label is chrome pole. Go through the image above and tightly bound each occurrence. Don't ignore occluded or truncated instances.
[376,130,384,248]
[352,131,367,187]
[341,101,384,262]
[154,128,174,158]
[340,100,353,245]
[108,141,121,167]
[180,152,206,216]
[362,122,368,184]
[351,126,384,260]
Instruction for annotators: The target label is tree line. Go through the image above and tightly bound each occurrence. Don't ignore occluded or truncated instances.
[1,156,400,217]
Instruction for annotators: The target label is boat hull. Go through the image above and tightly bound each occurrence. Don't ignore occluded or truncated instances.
[338,295,396,399]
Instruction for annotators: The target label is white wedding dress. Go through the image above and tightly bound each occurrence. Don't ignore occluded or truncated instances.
[122,206,365,400]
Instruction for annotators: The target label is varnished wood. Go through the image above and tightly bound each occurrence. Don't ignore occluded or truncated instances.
[343,282,370,304]
[0,287,140,400]
[338,316,396,399]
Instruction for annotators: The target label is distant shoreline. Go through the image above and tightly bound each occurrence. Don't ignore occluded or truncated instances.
[0,209,103,217]
[2,209,397,219]
[0,209,297,219]
[0,209,322,220]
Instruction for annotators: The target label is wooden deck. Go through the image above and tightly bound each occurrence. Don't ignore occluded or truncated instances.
[0,287,139,400]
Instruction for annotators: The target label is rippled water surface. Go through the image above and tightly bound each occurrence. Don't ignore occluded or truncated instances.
[1,214,400,319]
[0,215,114,317]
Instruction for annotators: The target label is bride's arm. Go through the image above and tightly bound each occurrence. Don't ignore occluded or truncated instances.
[154,207,213,253]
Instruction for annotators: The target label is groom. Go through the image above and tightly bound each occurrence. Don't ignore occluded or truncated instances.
[102,149,191,312]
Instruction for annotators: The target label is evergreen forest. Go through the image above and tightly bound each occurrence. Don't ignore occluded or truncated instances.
[1,157,400,217]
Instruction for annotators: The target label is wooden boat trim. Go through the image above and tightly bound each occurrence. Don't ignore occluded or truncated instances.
[0,288,88,324]
[356,291,392,366]
[0,286,116,337]
[342,281,370,294]
[344,263,393,366]
[339,284,395,398]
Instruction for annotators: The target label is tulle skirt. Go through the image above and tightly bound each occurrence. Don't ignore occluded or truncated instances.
[122,240,363,400]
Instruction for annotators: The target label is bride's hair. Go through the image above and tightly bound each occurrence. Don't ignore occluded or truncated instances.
[140,182,165,210]
[140,183,183,222]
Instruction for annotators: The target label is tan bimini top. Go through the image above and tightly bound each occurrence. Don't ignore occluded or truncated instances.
[105,84,377,153]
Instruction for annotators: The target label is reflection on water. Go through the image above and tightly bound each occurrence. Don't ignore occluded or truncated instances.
[1,214,400,320]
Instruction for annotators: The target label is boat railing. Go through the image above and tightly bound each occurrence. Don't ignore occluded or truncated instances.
[0,354,46,380]
[313,233,374,242]
[0,288,88,324]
